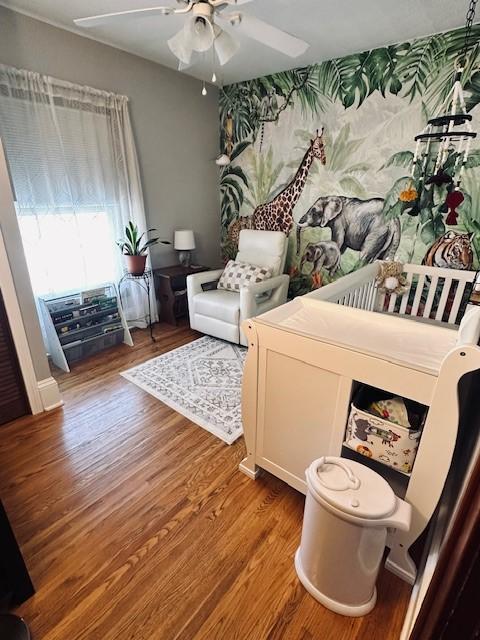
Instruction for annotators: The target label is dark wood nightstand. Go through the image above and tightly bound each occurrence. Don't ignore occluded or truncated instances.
[153,265,210,326]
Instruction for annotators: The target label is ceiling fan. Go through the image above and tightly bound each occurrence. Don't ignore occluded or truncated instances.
[74,0,309,70]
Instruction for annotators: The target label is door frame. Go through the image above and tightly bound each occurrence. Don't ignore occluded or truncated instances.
[0,224,43,414]
[409,439,480,639]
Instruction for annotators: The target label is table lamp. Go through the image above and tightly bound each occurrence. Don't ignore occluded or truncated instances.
[174,230,195,267]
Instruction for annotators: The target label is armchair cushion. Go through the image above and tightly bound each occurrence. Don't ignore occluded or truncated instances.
[194,289,240,324]
[217,259,271,292]
[237,229,287,276]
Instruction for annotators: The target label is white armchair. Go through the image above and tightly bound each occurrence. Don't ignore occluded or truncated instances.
[187,230,289,346]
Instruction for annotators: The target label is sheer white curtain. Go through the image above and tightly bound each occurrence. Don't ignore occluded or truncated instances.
[0,64,158,326]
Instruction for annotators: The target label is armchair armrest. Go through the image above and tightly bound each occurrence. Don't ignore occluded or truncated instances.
[240,274,289,321]
[187,269,224,331]
[187,269,224,297]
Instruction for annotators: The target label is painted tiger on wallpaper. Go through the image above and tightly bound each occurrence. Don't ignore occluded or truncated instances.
[422,231,474,270]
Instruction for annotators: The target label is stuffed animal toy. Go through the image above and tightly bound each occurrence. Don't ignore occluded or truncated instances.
[376,261,408,295]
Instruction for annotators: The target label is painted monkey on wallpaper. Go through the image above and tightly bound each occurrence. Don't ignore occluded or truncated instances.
[296,196,401,263]
[251,129,326,235]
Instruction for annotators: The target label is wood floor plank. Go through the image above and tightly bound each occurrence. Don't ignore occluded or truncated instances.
[0,322,411,639]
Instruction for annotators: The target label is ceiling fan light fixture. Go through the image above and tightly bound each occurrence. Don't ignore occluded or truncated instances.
[188,15,215,52]
[214,28,239,66]
[167,27,193,64]
[227,13,242,27]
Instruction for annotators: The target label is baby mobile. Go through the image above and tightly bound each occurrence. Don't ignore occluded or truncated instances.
[400,0,478,232]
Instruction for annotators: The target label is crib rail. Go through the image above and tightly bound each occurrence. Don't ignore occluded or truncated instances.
[306,261,476,326]
[305,263,379,311]
[380,264,475,325]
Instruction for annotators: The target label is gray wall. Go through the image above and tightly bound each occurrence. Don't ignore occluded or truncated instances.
[0,6,220,381]
[0,6,221,267]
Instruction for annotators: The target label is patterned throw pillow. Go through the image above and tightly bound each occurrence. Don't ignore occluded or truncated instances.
[217,260,272,292]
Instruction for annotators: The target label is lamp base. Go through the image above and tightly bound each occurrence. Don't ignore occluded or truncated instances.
[178,250,192,267]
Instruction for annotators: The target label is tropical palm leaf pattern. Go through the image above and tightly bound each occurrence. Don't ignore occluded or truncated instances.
[219,25,480,291]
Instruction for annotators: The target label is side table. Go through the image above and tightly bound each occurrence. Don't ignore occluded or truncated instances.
[153,265,209,326]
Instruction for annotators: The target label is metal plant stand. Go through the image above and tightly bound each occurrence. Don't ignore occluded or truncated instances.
[118,269,155,342]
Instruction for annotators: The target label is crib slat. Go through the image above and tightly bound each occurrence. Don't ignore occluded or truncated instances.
[376,290,386,312]
[359,284,368,310]
[353,288,359,308]
[448,280,467,324]
[411,274,426,316]
[435,277,453,322]
[423,275,439,318]
[388,292,397,313]
[368,282,378,311]
[399,272,414,315]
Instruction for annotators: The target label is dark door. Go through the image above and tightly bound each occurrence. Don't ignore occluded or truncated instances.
[0,289,29,425]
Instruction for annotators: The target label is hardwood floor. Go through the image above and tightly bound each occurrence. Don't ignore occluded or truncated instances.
[0,323,411,639]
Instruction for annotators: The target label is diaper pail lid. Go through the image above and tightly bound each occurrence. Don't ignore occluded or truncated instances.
[307,457,397,520]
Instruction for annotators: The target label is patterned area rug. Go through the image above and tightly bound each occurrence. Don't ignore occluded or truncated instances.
[121,336,246,444]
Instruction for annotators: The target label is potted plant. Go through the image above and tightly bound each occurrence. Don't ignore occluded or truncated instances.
[117,221,170,276]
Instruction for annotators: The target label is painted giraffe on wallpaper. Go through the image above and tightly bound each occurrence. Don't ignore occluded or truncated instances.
[252,128,326,235]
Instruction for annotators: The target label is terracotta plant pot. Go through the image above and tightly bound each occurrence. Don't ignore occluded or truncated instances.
[125,254,147,276]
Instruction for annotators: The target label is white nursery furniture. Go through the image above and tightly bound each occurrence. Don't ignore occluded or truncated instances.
[240,261,480,584]
[187,230,289,346]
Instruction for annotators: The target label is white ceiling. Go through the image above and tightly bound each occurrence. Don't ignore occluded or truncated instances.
[1,0,470,84]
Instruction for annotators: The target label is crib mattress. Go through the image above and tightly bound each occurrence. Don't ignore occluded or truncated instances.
[257,297,458,374]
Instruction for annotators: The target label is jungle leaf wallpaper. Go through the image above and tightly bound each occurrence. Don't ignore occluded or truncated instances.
[219,26,480,296]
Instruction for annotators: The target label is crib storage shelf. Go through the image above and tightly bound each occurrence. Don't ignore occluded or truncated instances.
[344,384,427,477]
[39,284,133,373]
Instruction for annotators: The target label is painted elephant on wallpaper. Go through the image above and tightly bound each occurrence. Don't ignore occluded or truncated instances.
[300,241,341,275]
[296,196,401,263]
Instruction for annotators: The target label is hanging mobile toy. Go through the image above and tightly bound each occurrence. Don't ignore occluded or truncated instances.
[406,0,478,226]
[445,189,465,225]
[399,180,418,203]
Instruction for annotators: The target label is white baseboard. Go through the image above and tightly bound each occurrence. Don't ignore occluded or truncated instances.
[37,377,63,412]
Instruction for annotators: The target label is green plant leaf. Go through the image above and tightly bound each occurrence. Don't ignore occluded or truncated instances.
[338,175,367,198]
[383,176,411,212]
[229,140,250,162]
[465,149,480,170]
[420,220,436,244]
[380,151,414,170]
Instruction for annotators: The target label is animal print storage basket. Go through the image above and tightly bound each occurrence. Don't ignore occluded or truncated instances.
[344,404,422,475]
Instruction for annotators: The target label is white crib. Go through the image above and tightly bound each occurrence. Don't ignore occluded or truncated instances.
[240,261,480,584]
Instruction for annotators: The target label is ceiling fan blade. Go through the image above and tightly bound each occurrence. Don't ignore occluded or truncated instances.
[221,12,309,57]
[168,27,194,65]
[212,0,252,7]
[214,28,239,66]
[74,5,182,28]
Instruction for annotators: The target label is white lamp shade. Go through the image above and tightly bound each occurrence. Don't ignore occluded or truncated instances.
[168,27,193,65]
[187,15,215,53]
[214,28,239,66]
[174,229,195,250]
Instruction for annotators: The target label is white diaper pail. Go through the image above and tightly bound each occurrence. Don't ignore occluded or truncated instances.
[295,456,411,617]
